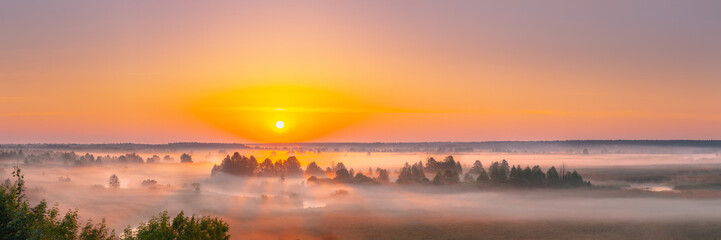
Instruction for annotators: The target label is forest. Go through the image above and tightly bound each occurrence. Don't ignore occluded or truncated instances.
[210,153,591,188]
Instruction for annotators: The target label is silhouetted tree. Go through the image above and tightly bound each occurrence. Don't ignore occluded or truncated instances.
[307,176,319,184]
[397,162,430,184]
[562,170,591,187]
[118,153,144,164]
[141,179,157,187]
[180,153,192,163]
[431,171,443,185]
[211,153,258,176]
[488,161,509,184]
[509,165,520,185]
[305,161,326,177]
[462,172,475,184]
[282,156,303,177]
[446,169,460,184]
[108,174,120,188]
[334,168,352,182]
[334,162,347,172]
[546,166,560,186]
[468,160,486,176]
[146,155,160,164]
[375,168,390,183]
[353,173,374,183]
[258,158,276,176]
[531,165,546,187]
[425,155,462,175]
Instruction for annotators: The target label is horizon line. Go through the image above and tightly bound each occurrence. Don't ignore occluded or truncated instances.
[2,139,721,146]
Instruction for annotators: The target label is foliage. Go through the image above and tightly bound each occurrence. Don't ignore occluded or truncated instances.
[424,156,462,177]
[118,153,144,164]
[375,168,390,183]
[396,162,429,184]
[488,160,510,183]
[108,174,120,188]
[126,211,229,240]
[141,179,157,187]
[1,167,230,240]
[145,155,160,164]
[469,160,591,188]
[333,168,352,182]
[304,162,326,177]
[431,170,460,185]
[211,153,302,177]
[179,153,193,163]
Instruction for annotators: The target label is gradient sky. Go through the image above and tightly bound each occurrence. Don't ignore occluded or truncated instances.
[1,1,720,143]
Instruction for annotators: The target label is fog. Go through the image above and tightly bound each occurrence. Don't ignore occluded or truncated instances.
[2,147,721,239]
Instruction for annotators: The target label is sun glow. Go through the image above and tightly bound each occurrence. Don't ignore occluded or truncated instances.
[189,85,381,143]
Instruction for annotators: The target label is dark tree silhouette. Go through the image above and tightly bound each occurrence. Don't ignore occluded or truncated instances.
[334,168,352,182]
[108,174,120,188]
[146,155,160,164]
[397,162,429,184]
[211,153,258,176]
[353,173,374,183]
[462,172,475,184]
[141,179,157,187]
[425,156,462,175]
[546,166,560,185]
[488,160,509,183]
[375,168,390,183]
[282,156,304,177]
[334,162,347,172]
[562,170,591,187]
[258,158,277,176]
[180,153,193,163]
[118,153,144,164]
[305,161,326,177]
[468,160,486,176]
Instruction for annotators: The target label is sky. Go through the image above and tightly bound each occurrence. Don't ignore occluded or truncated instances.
[1,1,720,143]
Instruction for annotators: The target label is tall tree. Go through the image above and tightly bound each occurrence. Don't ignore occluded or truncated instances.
[305,161,326,177]
[108,174,120,188]
[546,166,560,186]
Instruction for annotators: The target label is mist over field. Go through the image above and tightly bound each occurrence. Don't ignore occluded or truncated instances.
[3,142,721,239]
[4,1,721,239]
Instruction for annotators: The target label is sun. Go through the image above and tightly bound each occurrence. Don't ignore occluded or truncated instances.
[275,120,284,129]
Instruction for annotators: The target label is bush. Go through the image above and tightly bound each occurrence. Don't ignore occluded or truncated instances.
[1,167,231,240]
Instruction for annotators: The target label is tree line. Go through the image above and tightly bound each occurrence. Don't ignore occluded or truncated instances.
[2,150,192,166]
[209,152,392,184]
[1,168,229,240]
[396,157,590,188]
[211,153,590,188]
[211,153,303,177]
[466,159,590,188]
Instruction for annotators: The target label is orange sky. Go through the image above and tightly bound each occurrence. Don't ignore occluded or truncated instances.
[1,1,720,143]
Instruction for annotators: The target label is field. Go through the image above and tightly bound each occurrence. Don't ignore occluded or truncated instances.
[2,143,721,239]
